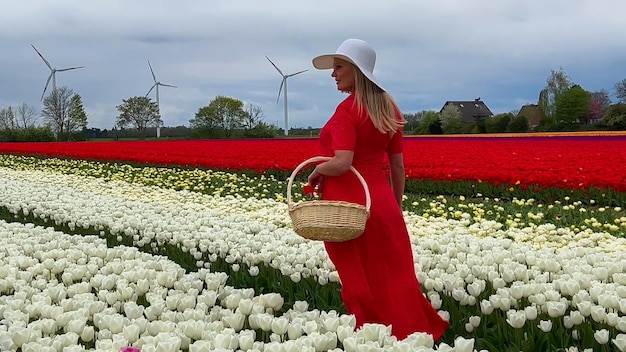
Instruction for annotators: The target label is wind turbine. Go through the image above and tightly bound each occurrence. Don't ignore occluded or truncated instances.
[146,60,177,138]
[266,56,307,136]
[31,44,85,101]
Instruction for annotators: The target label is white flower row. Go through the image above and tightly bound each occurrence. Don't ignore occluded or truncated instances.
[0,220,479,352]
[0,167,338,284]
[3,167,626,347]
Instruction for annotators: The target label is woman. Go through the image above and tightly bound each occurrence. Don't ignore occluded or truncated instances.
[307,39,449,341]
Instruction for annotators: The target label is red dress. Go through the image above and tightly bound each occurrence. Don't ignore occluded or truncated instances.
[319,94,449,341]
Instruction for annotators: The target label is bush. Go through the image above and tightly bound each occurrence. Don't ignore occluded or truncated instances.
[414,111,442,135]
[0,127,55,142]
[603,104,626,130]
[506,115,529,132]
[484,113,513,133]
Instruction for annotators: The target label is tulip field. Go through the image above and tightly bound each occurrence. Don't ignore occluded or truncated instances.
[0,134,626,352]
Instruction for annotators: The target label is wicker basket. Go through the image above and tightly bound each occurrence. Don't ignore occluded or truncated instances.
[287,156,371,242]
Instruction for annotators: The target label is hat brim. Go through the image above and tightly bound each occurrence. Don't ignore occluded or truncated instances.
[312,54,355,70]
[312,54,385,92]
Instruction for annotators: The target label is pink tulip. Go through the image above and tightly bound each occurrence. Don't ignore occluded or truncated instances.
[120,347,140,352]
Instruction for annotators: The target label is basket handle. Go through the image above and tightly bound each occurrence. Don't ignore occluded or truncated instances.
[286,156,371,212]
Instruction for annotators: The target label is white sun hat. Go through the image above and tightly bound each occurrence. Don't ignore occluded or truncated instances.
[312,38,385,92]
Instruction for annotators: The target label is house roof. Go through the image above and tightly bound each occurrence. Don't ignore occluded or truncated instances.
[440,98,494,123]
[517,104,545,127]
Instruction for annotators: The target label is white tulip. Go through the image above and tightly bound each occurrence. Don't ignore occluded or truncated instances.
[590,305,608,324]
[547,301,567,318]
[10,325,31,346]
[537,320,552,332]
[238,330,255,350]
[577,301,593,317]
[224,312,245,332]
[287,320,303,340]
[214,332,235,349]
[256,313,273,332]
[342,336,357,352]
[236,298,254,316]
[480,300,494,315]
[595,329,610,345]
[524,306,538,321]
[303,320,319,335]
[617,317,626,333]
[469,315,481,328]
[65,318,86,336]
[403,332,434,348]
[612,333,626,351]
[334,324,353,343]
[21,342,41,352]
[81,326,95,342]
[0,331,16,351]
[40,318,57,335]
[506,310,526,329]
[453,336,475,352]
[467,280,485,297]
[61,332,79,347]
[123,324,141,343]
[321,315,340,333]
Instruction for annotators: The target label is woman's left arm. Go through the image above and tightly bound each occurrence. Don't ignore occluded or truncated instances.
[307,150,354,189]
[388,152,405,207]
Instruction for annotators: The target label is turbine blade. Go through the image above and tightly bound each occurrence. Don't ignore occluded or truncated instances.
[160,83,177,88]
[276,78,285,104]
[146,84,156,96]
[57,66,86,72]
[41,73,53,101]
[31,44,52,70]
[147,60,157,82]
[265,56,284,76]
[288,69,308,77]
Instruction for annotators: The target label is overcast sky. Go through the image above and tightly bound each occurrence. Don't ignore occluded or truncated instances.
[1,1,625,131]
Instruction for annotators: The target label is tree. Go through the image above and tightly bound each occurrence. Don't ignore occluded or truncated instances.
[242,103,277,138]
[15,103,37,129]
[242,103,266,130]
[42,86,75,139]
[403,111,426,132]
[554,85,591,130]
[116,96,161,139]
[414,111,442,135]
[586,90,612,124]
[615,79,626,103]
[539,67,574,117]
[440,104,463,134]
[190,96,246,138]
[0,106,15,129]
[603,104,626,130]
[67,94,88,137]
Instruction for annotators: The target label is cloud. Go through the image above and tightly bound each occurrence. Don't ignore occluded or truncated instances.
[1,0,625,130]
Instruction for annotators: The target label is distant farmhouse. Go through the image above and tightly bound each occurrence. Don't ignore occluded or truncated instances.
[440,98,494,123]
[517,104,546,130]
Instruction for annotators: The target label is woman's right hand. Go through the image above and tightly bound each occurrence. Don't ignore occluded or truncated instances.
[307,167,326,193]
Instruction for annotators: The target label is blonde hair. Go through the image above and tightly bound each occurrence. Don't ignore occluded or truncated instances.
[351,65,406,134]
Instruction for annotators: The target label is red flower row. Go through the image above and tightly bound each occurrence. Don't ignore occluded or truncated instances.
[0,135,624,191]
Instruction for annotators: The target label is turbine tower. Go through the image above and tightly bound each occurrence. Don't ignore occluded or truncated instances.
[31,44,85,101]
[266,56,307,136]
[146,60,177,138]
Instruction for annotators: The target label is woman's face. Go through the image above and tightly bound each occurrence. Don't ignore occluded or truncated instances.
[331,58,355,92]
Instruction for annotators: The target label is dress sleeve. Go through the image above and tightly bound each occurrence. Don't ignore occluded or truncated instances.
[329,105,358,151]
[387,121,404,154]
